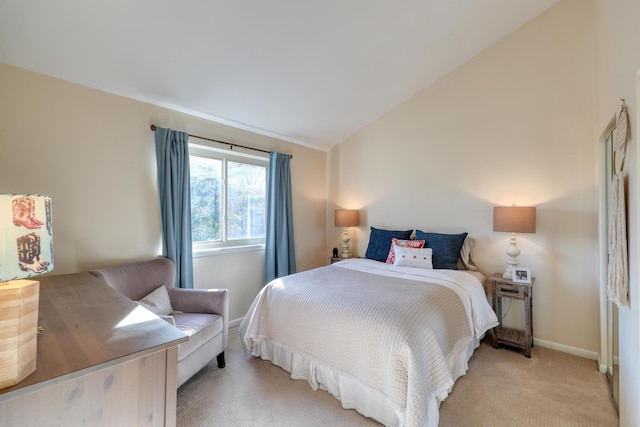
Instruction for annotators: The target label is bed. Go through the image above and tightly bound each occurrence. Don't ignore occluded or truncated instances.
[239,231,498,427]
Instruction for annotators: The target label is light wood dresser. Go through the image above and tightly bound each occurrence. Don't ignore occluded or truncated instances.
[0,272,188,426]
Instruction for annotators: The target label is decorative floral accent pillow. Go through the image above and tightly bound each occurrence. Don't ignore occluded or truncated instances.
[393,246,433,269]
[386,238,425,264]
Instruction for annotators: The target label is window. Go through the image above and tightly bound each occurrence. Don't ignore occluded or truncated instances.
[189,144,268,254]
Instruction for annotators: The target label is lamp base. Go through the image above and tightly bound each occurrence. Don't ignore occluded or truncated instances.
[503,232,521,280]
[0,279,39,388]
[341,226,352,258]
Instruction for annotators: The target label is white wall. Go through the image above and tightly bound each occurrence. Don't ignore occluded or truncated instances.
[0,63,328,322]
[595,0,640,425]
[329,0,598,355]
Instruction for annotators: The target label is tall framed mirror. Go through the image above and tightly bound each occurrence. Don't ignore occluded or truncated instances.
[598,95,632,413]
[598,114,620,413]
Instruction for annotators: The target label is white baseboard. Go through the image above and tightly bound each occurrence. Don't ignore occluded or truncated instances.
[229,317,243,328]
[534,337,599,361]
[598,356,620,374]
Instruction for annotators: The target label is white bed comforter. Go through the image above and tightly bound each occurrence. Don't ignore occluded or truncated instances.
[239,258,498,427]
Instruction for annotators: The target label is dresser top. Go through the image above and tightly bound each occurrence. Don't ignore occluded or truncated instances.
[0,272,187,399]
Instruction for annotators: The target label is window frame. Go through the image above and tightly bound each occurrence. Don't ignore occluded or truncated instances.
[189,143,269,257]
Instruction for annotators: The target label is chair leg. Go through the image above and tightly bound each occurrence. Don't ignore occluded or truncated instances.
[216,352,225,368]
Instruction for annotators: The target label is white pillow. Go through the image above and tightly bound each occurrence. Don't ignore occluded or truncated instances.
[137,285,173,316]
[459,236,478,271]
[393,246,433,269]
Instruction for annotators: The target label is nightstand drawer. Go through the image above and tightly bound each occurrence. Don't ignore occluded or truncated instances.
[496,283,525,299]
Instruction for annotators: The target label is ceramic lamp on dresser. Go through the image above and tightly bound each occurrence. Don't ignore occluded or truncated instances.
[0,194,54,388]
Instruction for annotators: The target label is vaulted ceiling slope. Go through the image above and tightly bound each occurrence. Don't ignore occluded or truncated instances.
[0,1,559,150]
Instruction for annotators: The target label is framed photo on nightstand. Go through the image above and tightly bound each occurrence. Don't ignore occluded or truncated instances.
[513,267,532,283]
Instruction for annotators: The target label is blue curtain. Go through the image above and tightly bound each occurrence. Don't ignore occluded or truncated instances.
[265,152,296,283]
[155,126,194,288]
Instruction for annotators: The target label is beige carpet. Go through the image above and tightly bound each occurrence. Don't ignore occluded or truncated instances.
[177,327,618,426]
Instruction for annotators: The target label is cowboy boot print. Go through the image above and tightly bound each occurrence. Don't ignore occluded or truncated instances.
[26,196,44,226]
[11,196,42,229]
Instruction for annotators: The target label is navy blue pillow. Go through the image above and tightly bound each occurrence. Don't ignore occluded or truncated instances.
[414,231,468,270]
[365,227,413,262]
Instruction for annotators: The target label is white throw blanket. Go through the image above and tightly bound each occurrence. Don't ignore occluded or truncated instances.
[239,259,498,427]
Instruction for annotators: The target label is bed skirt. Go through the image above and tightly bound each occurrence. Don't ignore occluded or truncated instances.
[249,334,482,427]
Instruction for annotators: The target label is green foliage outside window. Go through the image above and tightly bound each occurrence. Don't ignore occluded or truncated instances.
[190,154,266,245]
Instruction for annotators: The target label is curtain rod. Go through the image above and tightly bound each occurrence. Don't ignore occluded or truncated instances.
[150,124,291,158]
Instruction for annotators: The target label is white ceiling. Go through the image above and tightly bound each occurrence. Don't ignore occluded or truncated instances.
[0,0,559,150]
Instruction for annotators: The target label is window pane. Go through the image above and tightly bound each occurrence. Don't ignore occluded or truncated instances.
[227,161,266,240]
[190,156,222,243]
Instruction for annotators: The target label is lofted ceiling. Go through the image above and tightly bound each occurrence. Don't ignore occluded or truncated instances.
[0,0,559,150]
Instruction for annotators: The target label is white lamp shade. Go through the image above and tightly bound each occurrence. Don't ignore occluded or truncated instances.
[0,194,54,281]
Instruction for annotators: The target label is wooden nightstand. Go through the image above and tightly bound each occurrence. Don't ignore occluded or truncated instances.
[490,273,534,358]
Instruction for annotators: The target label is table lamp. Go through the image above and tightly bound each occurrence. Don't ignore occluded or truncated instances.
[0,194,54,388]
[334,209,359,258]
[493,205,536,279]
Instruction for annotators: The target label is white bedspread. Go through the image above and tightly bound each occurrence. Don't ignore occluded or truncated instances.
[239,258,498,427]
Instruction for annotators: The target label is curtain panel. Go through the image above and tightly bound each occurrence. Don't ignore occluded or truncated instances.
[154,126,194,288]
[265,152,296,283]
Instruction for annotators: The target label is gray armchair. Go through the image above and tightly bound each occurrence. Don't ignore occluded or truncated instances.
[90,257,228,387]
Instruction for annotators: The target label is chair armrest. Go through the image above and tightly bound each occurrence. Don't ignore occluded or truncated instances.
[169,288,229,352]
[168,288,228,316]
